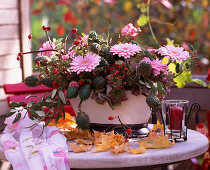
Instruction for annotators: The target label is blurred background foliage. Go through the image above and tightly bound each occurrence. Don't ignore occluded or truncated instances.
[30,0,209,75]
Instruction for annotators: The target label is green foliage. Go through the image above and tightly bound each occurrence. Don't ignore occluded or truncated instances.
[66,86,79,99]
[146,95,160,109]
[93,76,106,89]
[79,85,92,101]
[41,78,53,88]
[138,62,152,77]
[24,75,40,87]
[76,112,90,130]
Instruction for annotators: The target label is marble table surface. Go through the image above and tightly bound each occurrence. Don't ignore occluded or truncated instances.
[67,129,209,169]
[0,129,209,169]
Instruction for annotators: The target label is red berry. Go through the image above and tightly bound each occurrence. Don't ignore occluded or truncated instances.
[52,81,59,89]
[78,36,82,40]
[119,76,122,78]
[197,123,204,129]
[118,65,122,68]
[47,26,51,31]
[111,74,113,77]
[108,116,114,120]
[16,56,20,61]
[124,67,128,71]
[113,82,116,85]
[122,76,125,78]
[127,129,132,134]
[109,67,114,71]
[28,34,32,39]
[72,28,77,33]
[118,85,120,88]
[120,86,123,88]
[74,40,80,45]
[18,52,23,57]
[78,80,83,85]
[42,26,46,30]
[53,68,58,74]
[36,61,40,66]
[114,64,117,66]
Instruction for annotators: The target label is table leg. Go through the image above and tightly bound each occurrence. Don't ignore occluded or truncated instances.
[161,164,168,170]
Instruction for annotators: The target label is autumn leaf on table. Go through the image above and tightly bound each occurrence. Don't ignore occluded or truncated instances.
[138,132,174,149]
[128,144,146,155]
[151,120,164,133]
[69,143,92,153]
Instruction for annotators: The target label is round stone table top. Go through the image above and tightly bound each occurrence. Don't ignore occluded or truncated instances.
[0,129,208,169]
[67,129,209,169]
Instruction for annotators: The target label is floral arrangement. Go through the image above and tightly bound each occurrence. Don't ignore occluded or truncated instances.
[11,23,199,130]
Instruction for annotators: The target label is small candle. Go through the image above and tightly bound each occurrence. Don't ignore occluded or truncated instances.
[168,106,183,130]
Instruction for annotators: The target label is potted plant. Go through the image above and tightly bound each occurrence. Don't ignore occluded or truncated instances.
[10,23,201,133]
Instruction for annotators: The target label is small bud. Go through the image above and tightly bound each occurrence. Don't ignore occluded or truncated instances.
[28,34,32,39]
[53,68,58,74]
[36,61,40,66]
[42,26,46,30]
[108,116,114,120]
[127,128,132,134]
[109,67,114,71]
[47,26,51,31]
[18,52,23,57]
[74,40,80,45]
[78,80,83,85]
[72,28,77,33]
[52,80,59,89]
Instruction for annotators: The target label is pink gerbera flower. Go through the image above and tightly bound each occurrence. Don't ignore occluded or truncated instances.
[37,41,55,57]
[157,45,190,61]
[141,57,168,76]
[121,23,141,37]
[110,43,141,59]
[70,52,101,74]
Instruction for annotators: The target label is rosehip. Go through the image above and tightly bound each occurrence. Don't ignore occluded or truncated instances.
[74,40,80,45]
[78,80,83,85]
[36,61,40,66]
[47,26,51,31]
[18,52,23,57]
[53,68,58,73]
[72,28,77,33]
[28,34,32,39]
[42,26,46,30]
[109,67,114,71]
[125,139,129,143]
[108,116,114,120]
[52,81,59,89]
[127,128,132,134]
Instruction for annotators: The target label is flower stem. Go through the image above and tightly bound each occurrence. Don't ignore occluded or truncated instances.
[22,49,58,55]
[147,0,158,43]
